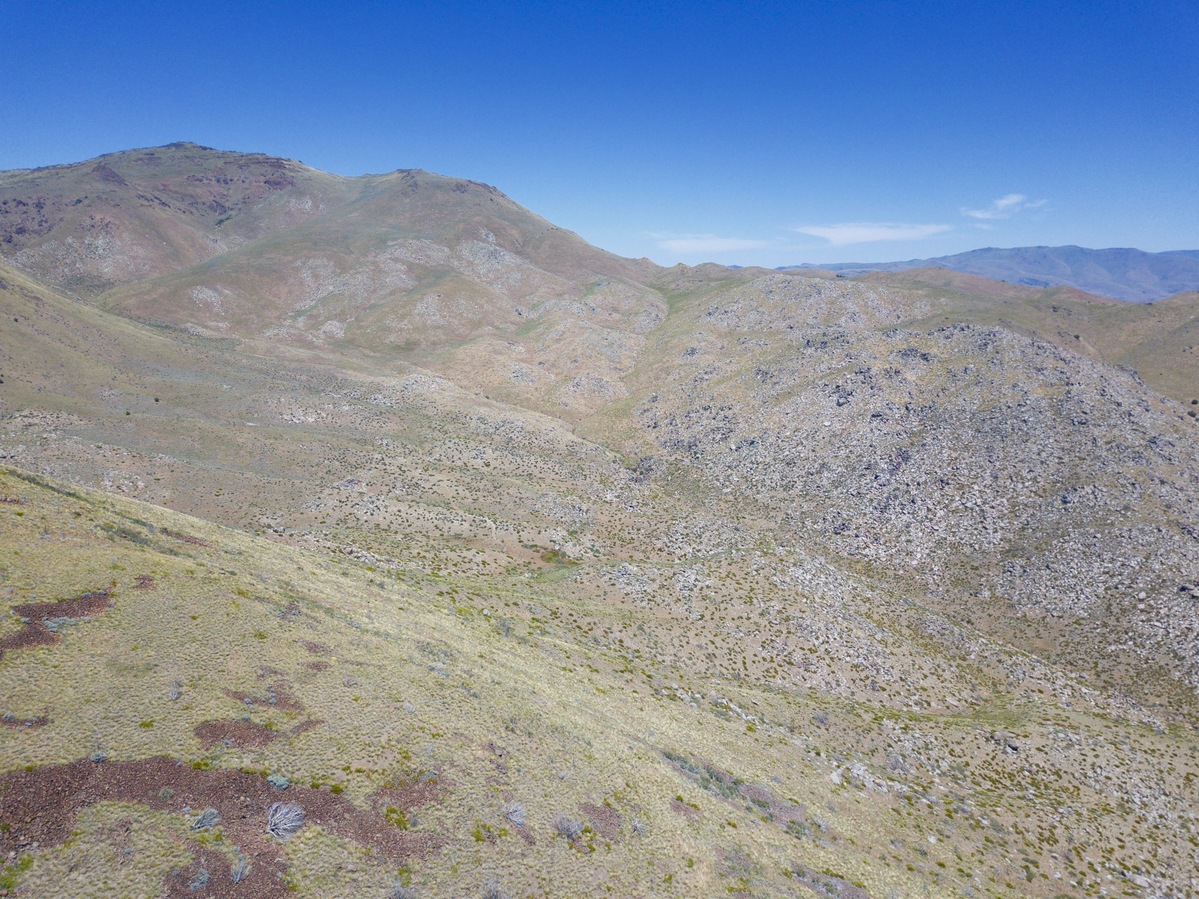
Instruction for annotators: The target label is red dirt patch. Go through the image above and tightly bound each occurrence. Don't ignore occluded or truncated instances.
[134,574,156,589]
[161,528,212,548]
[194,717,321,750]
[789,864,871,898]
[301,641,330,655]
[1,712,49,728]
[580,801,622,841]
[305,660,330,672]
[194,719,279,750]
[162,845,284,899]
[224,681,303,713]
[0,590,112,662]
[0,496,28,505]
[288,719,321,739]
[371,776,445,816]
[741,781,808,827]
[0,756,443,893]
[670,798,701,823]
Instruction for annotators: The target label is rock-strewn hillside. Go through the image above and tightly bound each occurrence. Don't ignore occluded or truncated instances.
[587,273,1199,705]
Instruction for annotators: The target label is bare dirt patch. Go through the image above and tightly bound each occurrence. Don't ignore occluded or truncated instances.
[371,776,445,816]
[162,846,285,899]
[0,590,112,661]
[1,712,49,728]
[669,797,700,823]
[194,719,279,750]
[224,681,303,713]
[0,756,444,894]
[160,528,212,548]
[580,801,621,841]
[789,864,871,898]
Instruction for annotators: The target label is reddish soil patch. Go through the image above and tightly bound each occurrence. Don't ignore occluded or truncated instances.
[305,660,330,672]
[194,716,321,750]
[90,163,128,186]
[161,528,212,548]
[1,712,49,728]
[0,591,111,662]
[134,574,156,589]
[789,864,871,898]
[0,496,28,505]
[288,719,321,739]
[194,720,279,750]
[301,641,330,655]
[665,752,811,839]
[580,802,622,841]
[224,681,302,713]
[162,846,282,899]
[0,756,443,896]
[371,777,445,816]
[741,782,807,827]
[669,798,701,823]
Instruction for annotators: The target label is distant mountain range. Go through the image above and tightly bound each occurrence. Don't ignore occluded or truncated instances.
[783,245,1199,302]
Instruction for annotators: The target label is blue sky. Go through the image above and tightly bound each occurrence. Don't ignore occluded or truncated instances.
[3,0,1196,265]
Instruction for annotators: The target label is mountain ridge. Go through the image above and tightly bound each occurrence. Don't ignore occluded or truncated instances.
[783,244,1199,302]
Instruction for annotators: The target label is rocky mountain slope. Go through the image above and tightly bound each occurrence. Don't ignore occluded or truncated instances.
[2,146,1198,897]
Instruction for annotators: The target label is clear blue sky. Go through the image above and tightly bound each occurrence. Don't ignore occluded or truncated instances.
[3,0,1196,265]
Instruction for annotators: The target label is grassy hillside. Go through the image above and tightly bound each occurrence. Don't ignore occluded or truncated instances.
[4,467,1197,898]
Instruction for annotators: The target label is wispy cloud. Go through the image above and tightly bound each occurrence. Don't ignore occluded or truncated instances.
[792,222,951,247]
[653,234,770,254]
[962,193,1046,220]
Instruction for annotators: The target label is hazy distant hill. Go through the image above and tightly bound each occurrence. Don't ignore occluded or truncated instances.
[784,245,1199,302]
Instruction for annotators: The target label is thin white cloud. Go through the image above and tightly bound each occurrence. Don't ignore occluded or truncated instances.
[792,223,951,247]
[654,234,769,254]
[962,193,1046,220]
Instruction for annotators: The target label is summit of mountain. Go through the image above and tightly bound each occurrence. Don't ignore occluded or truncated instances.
[0,144,677,418]
[0,141,655,296]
